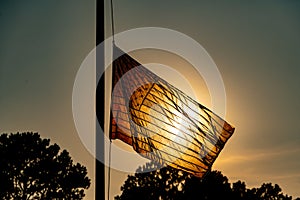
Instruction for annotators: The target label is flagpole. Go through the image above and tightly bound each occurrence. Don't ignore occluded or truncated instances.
[110,0,115,43]
[107,0,116,199]
[96,0,105,199]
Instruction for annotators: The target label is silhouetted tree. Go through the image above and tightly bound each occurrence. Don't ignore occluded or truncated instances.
[0,132,90,199]
[115,161,295,200]
[232,180,247,199]
[115,162,187,200]
[251,183,292,200]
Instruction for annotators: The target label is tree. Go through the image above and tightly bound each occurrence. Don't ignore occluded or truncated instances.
[115,162,187,200]
[0,132,90,199]
[115,161,295,200]
[251,183,292,200]
[115,162,233,200]
[232,180,248,199]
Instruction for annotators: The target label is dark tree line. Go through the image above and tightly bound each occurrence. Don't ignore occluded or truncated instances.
[116,162,299,200]
[0,132,90,199]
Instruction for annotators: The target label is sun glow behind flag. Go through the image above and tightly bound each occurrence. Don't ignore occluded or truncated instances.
[110,45,235,178]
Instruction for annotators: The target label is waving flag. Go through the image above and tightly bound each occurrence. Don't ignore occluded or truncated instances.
[110,45,235,178]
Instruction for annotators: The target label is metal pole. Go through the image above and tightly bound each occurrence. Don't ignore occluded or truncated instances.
[96,0,105,199]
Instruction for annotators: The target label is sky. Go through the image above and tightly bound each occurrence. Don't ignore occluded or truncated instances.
[1,1,300,199]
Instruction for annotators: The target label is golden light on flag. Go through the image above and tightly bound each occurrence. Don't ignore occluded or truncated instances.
[110,45,235,178]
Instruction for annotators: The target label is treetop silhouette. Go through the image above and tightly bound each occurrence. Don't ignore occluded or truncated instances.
[0,132,90,199]
[115,161,296,200]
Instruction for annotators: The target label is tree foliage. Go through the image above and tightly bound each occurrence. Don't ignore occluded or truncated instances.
[0,132,90,199]
[116,161,295,200]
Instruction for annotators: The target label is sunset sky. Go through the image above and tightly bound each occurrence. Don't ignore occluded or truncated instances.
[1,1,300,199]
